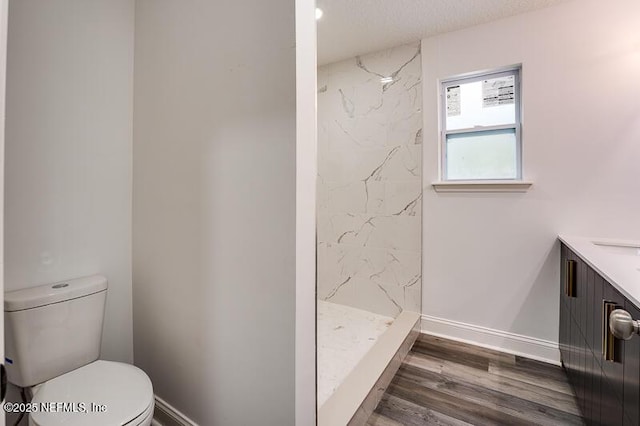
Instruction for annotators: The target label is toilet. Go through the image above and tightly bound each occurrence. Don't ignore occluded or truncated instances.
[4,275,154,426]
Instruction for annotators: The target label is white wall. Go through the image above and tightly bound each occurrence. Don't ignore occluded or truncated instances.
[4,0,135,363]
[132,1,297,424]
[295,0,318,423]
[0,1,6,425]
[421,0,640,357]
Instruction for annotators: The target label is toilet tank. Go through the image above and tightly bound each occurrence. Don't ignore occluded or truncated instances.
[4,275,108,387]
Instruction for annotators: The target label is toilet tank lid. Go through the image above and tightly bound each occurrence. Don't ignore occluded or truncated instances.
[4,275,108,312]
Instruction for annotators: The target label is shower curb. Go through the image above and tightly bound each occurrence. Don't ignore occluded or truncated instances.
[318,310,421,426]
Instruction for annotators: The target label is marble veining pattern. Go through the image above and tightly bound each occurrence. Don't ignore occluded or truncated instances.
[317,42,423,317]
[317,300,394,408]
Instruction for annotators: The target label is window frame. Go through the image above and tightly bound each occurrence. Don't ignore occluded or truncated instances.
[440,67,522,181]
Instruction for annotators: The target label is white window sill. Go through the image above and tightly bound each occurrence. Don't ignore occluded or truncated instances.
[432,180,533,193]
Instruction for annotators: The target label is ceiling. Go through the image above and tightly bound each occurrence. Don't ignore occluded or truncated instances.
[316,0,570,65]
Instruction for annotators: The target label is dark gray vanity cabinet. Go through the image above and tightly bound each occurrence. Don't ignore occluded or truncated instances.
[623,301,640,425]
[559,243,639,425]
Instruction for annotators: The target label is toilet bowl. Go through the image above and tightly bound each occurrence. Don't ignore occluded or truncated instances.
[29,361,154,426]
[4,275,154,426]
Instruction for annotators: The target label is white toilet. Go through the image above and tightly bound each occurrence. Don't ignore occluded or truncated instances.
[4,275,154,426]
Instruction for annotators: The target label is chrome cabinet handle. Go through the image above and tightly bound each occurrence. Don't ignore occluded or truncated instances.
[609,309,640,340]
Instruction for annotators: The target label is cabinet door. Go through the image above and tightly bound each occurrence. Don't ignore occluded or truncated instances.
[580,335,588,415]
[602,281,625,403]
[561,243,568,301]
[593,272,604,363]
[582,350,596,423]
[572,316,585,407]
[576,256,588,341]
[623,301,640,425]
[569,251,581,330]
[559,244,570,364]
[560,287,570,363]
[567,315,576,386]
[585,266,596,352]
[575,256,590,411]
[601,375,624,426]
[589,355,602,426]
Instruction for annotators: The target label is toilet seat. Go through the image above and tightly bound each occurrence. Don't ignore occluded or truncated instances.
[29,360,154,426]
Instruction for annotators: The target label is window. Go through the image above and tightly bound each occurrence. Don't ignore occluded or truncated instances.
[441,67,521,181]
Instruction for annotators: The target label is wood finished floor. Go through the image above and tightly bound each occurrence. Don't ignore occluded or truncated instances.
[367,334,584,426]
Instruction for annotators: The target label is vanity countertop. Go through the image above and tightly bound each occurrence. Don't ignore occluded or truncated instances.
[559,235,640,307]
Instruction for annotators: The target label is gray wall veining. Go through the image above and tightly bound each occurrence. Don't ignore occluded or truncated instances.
[317,43,423,318]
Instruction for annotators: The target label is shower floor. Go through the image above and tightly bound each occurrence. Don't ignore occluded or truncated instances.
[317,300,394,408]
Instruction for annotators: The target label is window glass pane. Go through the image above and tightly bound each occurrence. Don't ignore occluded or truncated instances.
[445,75,516,131]
[446,128,517,180]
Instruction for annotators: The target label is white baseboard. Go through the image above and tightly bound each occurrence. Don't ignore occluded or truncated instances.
[420,314,561,365]
[152,395,198,426]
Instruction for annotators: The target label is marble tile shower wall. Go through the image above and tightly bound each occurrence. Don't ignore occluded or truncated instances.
[317,43,422,318]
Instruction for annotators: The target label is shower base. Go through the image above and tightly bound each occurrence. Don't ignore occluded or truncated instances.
[317,301,420,425]
[317,300,394,407]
